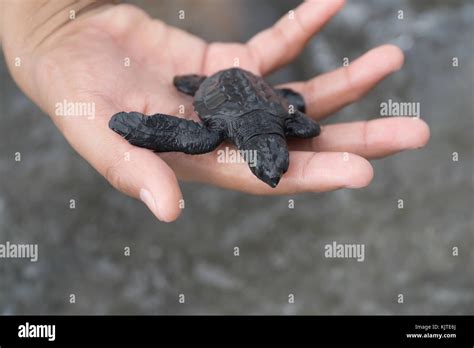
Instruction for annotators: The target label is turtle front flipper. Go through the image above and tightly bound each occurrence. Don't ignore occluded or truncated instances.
[173,74,207,96]
[109,112,224,154]
[275,88,306,113]
[285,110,321,138]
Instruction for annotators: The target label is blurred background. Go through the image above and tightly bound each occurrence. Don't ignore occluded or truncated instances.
[0,0,473,314]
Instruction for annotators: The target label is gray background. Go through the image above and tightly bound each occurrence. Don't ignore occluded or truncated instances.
[0,0,473,314]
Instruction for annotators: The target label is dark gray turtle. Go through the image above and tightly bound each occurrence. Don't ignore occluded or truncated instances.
[109,67,320,187]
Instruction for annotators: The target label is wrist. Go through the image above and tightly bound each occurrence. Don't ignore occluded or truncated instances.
[2,0,115,103]
[2,1,115,47]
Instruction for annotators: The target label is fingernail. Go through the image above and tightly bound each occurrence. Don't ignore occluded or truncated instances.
[139,188,163,221]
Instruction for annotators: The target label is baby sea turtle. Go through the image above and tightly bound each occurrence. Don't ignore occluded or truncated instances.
[109,67,321,187]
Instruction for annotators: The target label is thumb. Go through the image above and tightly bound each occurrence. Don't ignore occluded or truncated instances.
[102,146,183,222]
[53,110,183,222]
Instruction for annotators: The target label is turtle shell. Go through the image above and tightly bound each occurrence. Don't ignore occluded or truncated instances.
[193,68,287,121]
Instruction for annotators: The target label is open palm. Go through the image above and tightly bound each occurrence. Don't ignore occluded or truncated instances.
[31,1,429,221]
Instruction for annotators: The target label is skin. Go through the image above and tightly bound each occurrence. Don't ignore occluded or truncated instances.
[1,0,430,222]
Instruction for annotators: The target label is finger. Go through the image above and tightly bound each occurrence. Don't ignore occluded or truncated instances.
[288,117,430,159]
[163,150,373,195]
[103,146,183,222]
[55,109,183,223]
[280,45,405,119]
[247,0,345,75]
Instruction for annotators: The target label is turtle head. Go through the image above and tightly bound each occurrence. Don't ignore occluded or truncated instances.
[246,134,289,188]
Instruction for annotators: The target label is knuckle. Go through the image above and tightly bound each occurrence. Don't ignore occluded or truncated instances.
[300,152,318,183]
[103,150,136,196]
[342,66,361,102]
[104,163,126,193]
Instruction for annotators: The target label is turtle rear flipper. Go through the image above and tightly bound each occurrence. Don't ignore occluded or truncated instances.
[173,74,207,96]
[275,88,306,113]
[285,110,321,138]
[109,112,224,154]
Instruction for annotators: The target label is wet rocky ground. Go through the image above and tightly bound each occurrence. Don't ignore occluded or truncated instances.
[0,0,473,314]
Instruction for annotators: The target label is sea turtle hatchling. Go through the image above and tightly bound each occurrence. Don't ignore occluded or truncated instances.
[109,67,321,187]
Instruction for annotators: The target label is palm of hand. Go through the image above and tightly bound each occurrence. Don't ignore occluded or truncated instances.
[33,2,429,221]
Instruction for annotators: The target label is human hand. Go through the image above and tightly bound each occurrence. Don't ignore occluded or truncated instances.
[2,0,429,222]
